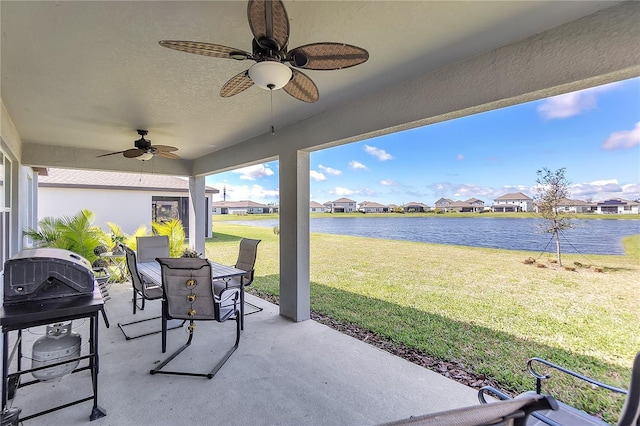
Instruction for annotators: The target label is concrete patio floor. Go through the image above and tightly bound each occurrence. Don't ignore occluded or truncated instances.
[6,283,479,425]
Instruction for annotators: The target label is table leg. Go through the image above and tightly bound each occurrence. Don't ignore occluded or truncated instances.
[2,330,8,410]
[89,313,106,420]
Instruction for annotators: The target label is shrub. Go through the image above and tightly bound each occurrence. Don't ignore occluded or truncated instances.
[181,248,201,258]
[273,226,280,235]
[22,209,107,263]
[93,245,109,256]
[92,258,109,268]
[152,219,186,257]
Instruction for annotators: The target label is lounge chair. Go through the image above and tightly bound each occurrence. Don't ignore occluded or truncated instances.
[479,351,640,426]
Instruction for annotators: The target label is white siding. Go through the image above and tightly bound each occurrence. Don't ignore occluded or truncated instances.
[38,187,208,234]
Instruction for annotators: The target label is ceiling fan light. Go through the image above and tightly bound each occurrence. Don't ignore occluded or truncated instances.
[248,61,292,91]
[136,152,154,161]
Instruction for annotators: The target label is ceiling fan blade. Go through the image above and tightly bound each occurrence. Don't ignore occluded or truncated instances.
[156,151,181,160]
[96,151,126,158]
[152,145,178,153]
[283,69,319,103]
[287,43,369,70]
[123,148,145,158]
[159,41,251,60]
[220,70,254,98]
[247,0,289,51]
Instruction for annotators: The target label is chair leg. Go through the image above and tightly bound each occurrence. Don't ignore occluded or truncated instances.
[118,316,183,341]
[150,331,194,376]
[132,287,137,315]
[244,301,264,315]
[162,303,168,353]
[240,288,245,330]
[150,313,241,379]
[207,309,241,379]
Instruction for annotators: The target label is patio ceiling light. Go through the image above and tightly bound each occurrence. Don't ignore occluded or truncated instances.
[136,152,154,161]
[248,61,292,91]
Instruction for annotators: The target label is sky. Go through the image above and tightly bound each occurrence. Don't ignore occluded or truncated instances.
[206,77,640,206]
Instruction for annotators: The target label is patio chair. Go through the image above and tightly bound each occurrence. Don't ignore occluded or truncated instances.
[151,257,241,379]
[382,392,558,426]
[478,350,640,426]
[213,238,262,317]
[117,244,181,340]
[136,235,169,263]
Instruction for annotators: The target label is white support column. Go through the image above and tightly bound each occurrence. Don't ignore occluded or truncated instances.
[278,149,310,322]
[188,176,206,256]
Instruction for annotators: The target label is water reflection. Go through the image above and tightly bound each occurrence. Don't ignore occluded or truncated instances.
[227,217,640,255]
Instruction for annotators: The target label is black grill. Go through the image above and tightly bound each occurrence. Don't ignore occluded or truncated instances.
[3,248,95,305]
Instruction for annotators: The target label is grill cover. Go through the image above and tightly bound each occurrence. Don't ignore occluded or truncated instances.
[3,248,95,305]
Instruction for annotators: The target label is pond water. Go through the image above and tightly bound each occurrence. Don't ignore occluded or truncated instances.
[226,216,640,255]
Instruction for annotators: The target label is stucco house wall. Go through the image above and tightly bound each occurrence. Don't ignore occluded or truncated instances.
[493,193,534,212]
[596,199,640,214]
[330,198,357,213]
[37,169,217,236]
[39,187,192,234]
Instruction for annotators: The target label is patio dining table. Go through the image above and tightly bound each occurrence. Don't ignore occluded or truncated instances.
[136,260,248,328]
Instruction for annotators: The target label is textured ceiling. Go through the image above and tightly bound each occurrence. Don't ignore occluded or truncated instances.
[1,1,619,161]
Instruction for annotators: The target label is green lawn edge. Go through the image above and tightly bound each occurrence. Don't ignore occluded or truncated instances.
[206,222,639,423]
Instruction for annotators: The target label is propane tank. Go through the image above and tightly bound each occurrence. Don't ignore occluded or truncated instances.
[32,322,81,381]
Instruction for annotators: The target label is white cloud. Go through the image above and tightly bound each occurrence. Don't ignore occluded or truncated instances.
[527,179,640,202]
[318,164,342,176]
[349,161,368,170]
[502,184,530,193]
[427,182,505,201]
[380,179,397,186]
[310,170,327,182]
[333,187,357,196]
[208,182,278,203]
[364,144,394,161]
[620,183,640,201]
[537,91,596,119]
[250,184,279,199]
[456,154,464,161]
[569,179,640,201]
[232,164,274,180]
[602,122,640,150]
[537,82,624,120]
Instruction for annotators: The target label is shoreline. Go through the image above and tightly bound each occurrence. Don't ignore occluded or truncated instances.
[214,212,640,221]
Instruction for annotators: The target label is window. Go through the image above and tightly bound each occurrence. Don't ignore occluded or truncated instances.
[0,150,11,272]
[152,196,189,235]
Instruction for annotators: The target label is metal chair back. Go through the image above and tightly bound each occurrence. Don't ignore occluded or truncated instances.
[136,235,169,263]
[234,238,261,286]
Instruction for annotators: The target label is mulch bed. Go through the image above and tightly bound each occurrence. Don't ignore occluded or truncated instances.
[247,289,505,392]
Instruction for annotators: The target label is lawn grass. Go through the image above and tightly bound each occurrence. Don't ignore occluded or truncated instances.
[206,222,639,423]
[622,235,640,258]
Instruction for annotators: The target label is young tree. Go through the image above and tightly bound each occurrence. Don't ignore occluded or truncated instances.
[534,167,574,266]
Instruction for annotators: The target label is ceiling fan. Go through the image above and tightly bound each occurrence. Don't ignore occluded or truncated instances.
[159,0,369,103]
[96,130,179,161]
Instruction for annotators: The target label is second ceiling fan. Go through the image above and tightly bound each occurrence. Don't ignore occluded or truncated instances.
[96,130,179,161]
[159,0,369,103]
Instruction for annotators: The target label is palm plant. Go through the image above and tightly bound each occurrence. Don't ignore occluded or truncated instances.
[23,209,108,264]
[152,219,186,257]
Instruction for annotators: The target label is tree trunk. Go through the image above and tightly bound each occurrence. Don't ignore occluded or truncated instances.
[555,231,562,266]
